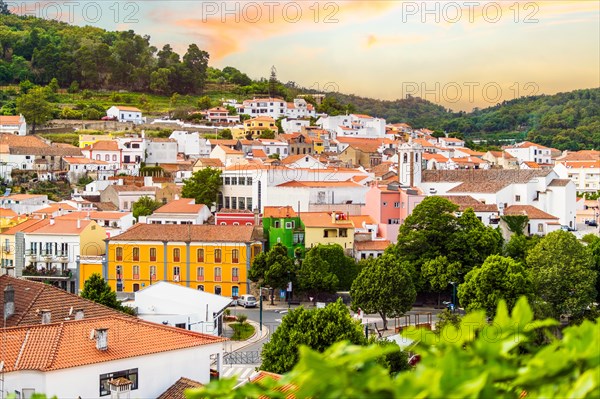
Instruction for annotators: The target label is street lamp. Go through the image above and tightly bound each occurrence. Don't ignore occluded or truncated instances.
[258,286,270,333]
[287,271,292,309]
[449,281,458,313]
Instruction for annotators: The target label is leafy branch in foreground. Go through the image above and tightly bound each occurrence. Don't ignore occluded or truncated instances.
[188,297,599,399]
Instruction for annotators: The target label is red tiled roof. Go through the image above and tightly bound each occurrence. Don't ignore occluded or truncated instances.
[153,198,208,214]
[276,180,363,188]
[263,206,297,218]
[438,195,498,212]
[113,105,141,112]
[0,275,130,328]
[547,179,571,187]
[157,377,203,399]
[85,140,120,151]
[0,316,226,372]
[300,212,353,228]
[111,223,259,243]
[504,205,558,220]
[354,240,391,251]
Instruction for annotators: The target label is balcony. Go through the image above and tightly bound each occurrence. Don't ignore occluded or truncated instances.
[215,275,222,282]
[232,276,239,282]
[22,265,72,279]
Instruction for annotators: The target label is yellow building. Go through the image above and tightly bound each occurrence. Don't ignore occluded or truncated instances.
[243,116,276,139]
[78,133,113,149]
[300,211,355,255]
[99,224,263,297]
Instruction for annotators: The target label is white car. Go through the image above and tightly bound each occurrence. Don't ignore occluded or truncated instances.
[237,294,257,308]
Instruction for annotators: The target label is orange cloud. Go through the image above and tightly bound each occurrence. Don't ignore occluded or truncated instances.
[173,1,400,59]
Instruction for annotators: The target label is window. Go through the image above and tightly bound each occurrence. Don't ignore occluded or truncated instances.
[112,154,117,161]
[215,286,222,295]
[133,265,139,280]
[150,265,156,281]
[285,221,295,229]
[116,265,122,279]
[231,196,237,209]
[231,177,237,185]
[225,197,230,208]
[133,283,140,292]
[238,197,245,210]
[382,202,388,206]
[197,285,204,291]
[239,177,245,185]
[232,286,239,297]
[173,248,180,262]
[132,247,139,261]
[225,177,231,185]
[96,154,101,161]
[197,248,204,262]
[173,266,180,280]
[215,267,222,282]
[537,223,544,233]
[339,228,348,237]
[105,154,110,161]
[197,267,204,281]
[274,220,281,228]
[232,267,239,282]
[247,197,253,210]
[232,249,239,263]
[515,195,521,202]
[99,369,138,396]
[116,247,123,261]
[149,247,156,262]
[214,249,222,263]
[394,202,400,208]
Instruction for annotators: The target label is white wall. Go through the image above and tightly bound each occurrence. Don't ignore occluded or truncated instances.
[4,344,222,399]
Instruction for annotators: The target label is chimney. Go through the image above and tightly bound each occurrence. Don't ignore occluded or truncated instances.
[143,176,153,187]
[41,309,51,324]
[254,207,260,226]
[77,219,81,229]
[95,328,109,350]
[3,284,15,320]
[49,218,55,225]
[75,308,85,320]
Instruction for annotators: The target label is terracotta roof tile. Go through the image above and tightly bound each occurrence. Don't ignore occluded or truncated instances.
[153,198,208,214]
[438,195,498,212]
[423,169,552,194]
[263,206,297,218]
[0,315,225,372]
[157,377,203,399]
[113,106,141,112]
[300,212,353,228]
[354,240,391,251]
[547,179,571,187]
[111,223,259,243]
[0,275,130,328]
[504,205,558,220]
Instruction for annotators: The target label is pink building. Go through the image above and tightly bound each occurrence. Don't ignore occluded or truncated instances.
[362,182,425,242]
[215,209,261,226]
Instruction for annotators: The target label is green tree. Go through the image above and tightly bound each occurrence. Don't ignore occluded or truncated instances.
[16,86,54,133]
[80,273,124,311]
[181,167,223,209]
[259,129,276,139]
[421,255,462,305]
[503,234,540,263]
[219,129,233,139]
[0,0,11,15]
[458,255,533,316]
[526,230,597,319]
[307,244,359,291]
[150,68,172,95]
[47,77,59,93]
[197,95,213,110]
[350,254,416,330]
[132,195,162,220]
[248,244,294,291]
[297,248,338,300]
[369,337,411,375]
[501,215,529,235]
[588,236,600,302]
[260,299,366,373]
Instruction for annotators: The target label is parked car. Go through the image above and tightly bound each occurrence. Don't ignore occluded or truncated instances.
[237,294,257,308]
[588,220,598,227]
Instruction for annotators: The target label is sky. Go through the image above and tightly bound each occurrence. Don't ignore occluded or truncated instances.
[10,0,600,111]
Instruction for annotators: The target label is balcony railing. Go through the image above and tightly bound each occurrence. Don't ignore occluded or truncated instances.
[232,276,239,282]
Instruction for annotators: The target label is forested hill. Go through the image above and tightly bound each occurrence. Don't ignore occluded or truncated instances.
[442,88,600,150]
[1,12,598,150]
[0,13,210,94]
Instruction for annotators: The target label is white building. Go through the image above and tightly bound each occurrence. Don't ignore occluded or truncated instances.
[57,210,135,238]
[418,169,577,230]
[317,114,386,138]
[127,281,233,336]
[145,138,178,164]
[144,198,212,225]
[117,135,145,175]
[82,141,122,172]
[281,118,311,134]
[256,139,290,159]
[0,316,225,399]
[0,114,27,135]
[0,194,49,215]
[106,105,145,124]
[220,164,372,212]
[225,97,315,120]
[504,141,553,165]
[554,160,600,192]
[62,156,114,183]
[170,131,212,158]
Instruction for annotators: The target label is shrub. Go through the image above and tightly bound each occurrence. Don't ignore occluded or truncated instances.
[236,314,248,324]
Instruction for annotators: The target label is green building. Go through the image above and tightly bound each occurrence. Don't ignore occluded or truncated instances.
[262,206,305,258]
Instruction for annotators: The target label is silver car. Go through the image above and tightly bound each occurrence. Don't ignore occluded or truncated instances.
[237,294,257,308]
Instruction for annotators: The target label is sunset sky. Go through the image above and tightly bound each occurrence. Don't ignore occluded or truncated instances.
[13,0,600,111]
